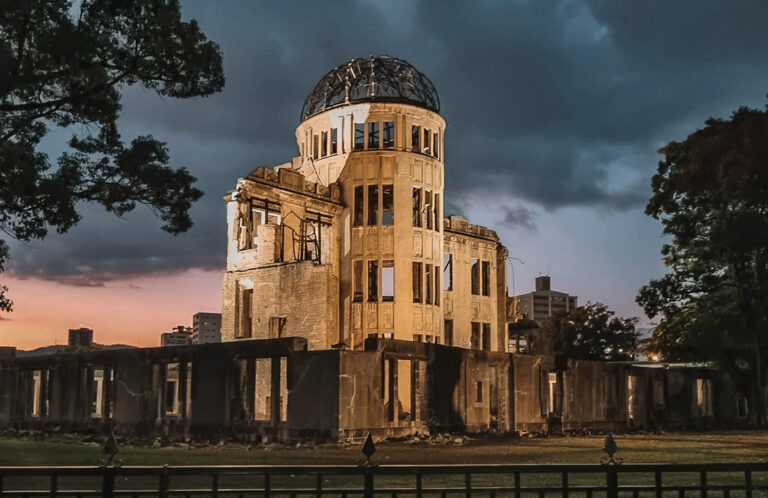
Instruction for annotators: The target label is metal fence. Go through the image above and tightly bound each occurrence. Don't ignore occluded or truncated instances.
[1,462,768,498]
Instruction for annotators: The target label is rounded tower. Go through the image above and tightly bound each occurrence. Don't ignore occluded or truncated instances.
[295,56,445,349]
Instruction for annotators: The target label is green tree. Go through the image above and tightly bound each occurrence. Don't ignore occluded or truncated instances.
[541,302,638,361]
[0,0,225,312]
[637,106,768,423]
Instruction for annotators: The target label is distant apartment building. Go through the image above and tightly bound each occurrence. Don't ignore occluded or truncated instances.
[192,312,222,344]
[512,276,577,322]
[68,328,93,348]
[507,276,577,354]
[161,326,193,347]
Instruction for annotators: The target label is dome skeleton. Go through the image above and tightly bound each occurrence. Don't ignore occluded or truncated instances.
[301,55,440,121]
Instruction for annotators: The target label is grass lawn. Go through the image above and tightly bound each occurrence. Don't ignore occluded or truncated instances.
[1,432,768,495]
[1,430,767,466]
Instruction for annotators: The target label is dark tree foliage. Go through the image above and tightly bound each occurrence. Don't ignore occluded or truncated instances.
[0,0,225,312]
[637,106,768,422]
[541,302,638,361]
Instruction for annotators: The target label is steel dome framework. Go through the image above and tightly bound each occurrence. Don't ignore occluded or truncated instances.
[300,55,440,122]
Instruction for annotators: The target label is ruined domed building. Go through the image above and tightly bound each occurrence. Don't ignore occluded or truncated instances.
[0,57,738,442]
[221,56,507,353]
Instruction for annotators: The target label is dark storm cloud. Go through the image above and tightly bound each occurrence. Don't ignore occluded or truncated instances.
[7,0,768,284]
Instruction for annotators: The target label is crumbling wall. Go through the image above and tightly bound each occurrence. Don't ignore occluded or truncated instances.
[562,360,628,431]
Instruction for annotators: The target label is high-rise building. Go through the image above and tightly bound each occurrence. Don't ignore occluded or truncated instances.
[68,327,93,348]
[512,276,577,322]
[161,326,192,347]
[192,312,221,344]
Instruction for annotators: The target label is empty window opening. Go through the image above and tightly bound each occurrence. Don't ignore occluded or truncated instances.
[482,323,491,351]
[627,375,636,420]
[254,358,271,421]
[482,261,491,296]
[353,260,363,302]
[548,372,557,415]
[91,369,104,419]
[425,264,433,305]
[368,260,379,302]
[383,122,395,148]
[443,254,453,291]
[368,122,379,149]
[434,264,440,306]
[424,191,433,230]
[433,132,440,159]
[382,261,394,302]
[353,186,364,227]
[269,317,286,339]
[412,188,422,227]
[411,125,420,152]
[239,287,253,339]
[433,193,440,231]
[412,262,423,303]
[280,357,288,422]
[736,397,749,418]
[397,360,412,421]
[471,322,481,349]
[414,334,423,342]
[30,370,42,417]
[382,184,394,225]
[354,123,365,150]
[423,128,431,154]
[471,259,481,295]
[508,333,527,353]
[185,362,192,419]
[475,381,483,403]
[313,134,319,159]
[330,128,338,154]
[696,378,714,417]
[368,185,379,225]
[444,319,454,346]
[321,130,328,157]
[165,363,180,416]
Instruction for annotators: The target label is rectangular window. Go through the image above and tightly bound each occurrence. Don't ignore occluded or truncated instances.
[414,334,423,342]
[355,123,365,150]
[443,254,453,291]
[383,122,395,148]
[382,261,394,302]
[353,260,363,302]
[482,261,491,296]
[471,322,481,349]
[313,134,319,159]
[425,191,433,230]
[433,132,440,159]
[412,262,422,303]
[475,381,483,403]
[269,317,286,339]
[368,122,379,149]
[434,194,440,231]
[425,264,433,305]
[382,184,394,225]
[368,260,379,302]
[330,128,338,154]
[239,287,253,338]
[423,128,431,154]
[91,369,104,418]
[368,185,379,225]
[434,264,440,306]
[444,319,454,346]
[471,259,481,295]
[353,186,364,227]
[321,130,328,157]
[165,363,180,415]
[482,323,491,351]
[411,125,420,152]
[412,188,422,227]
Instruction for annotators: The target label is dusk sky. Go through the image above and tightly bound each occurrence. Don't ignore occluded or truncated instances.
[2,0,768,350]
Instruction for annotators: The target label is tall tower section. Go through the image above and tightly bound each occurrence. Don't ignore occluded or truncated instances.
[296,56,445,349]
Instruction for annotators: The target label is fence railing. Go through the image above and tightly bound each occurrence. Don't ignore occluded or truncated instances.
[1,462,768,498]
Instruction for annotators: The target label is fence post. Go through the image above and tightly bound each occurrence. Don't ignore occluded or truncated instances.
[363,467,374,498]
[101,467,114,498]
[159,465,169,498]
[606,467,618,498]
